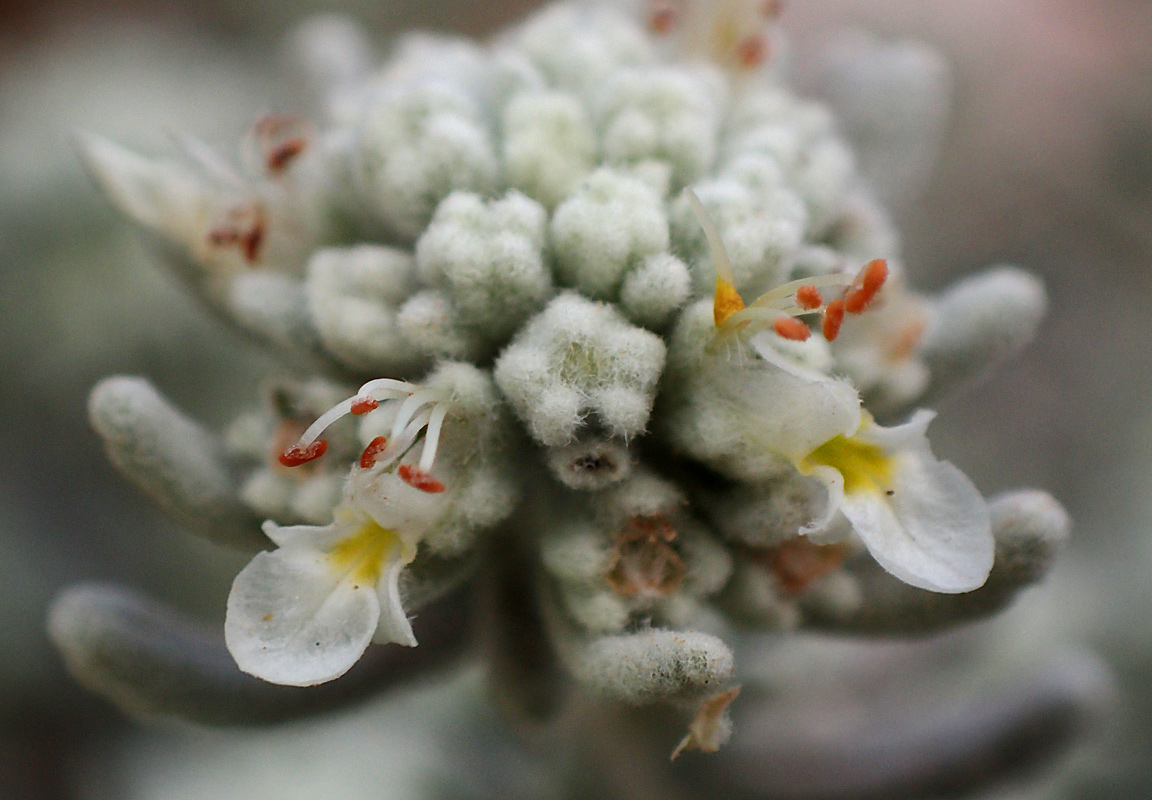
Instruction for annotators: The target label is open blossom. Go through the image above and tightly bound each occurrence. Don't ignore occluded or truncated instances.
[670,195,993,593]
[226,381,453,685]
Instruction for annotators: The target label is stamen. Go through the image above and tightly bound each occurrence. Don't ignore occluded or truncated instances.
[279,440,328,467]
[252,115,313,176]
[747,273,852,311]
[350,397,379,415]
[844,259,888,314]
[398,464,446,494]
[266,138,307,174]
[357,378,418,397]
[297,396,359,446]
[418,403,450,474]
[359,436,389,469]
[794,285,823,310]
[208,204,267,265]
[294,379,416,449]
[822,298,846,342]
[772,317,810,342]
[389,389,445,443]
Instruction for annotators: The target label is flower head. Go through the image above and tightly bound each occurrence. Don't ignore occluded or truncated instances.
[226,380,457,685]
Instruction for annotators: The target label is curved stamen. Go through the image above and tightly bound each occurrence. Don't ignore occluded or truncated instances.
[358,378,418,397]
[389,389,447,443]
[297,396,359,447]
[747,273,854,311]
[419,402,450,474]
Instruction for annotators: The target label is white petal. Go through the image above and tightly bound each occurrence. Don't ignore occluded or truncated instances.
[749,331,835,385]
[346,469,449,538]
[841,450,992,593]
[857,408,935,449]
[743,366,862,463]
[225,549,380,686]
[260,516,353,551]
[799,465,844,536]
[373,559,417,647]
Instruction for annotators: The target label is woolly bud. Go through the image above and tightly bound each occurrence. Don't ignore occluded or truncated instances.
[495,293,666,447]
[551,168,670,299]
[305,245,427,374]
[352,83,497,240]
[415,190,551,343]
[88,377,263,550]
[594,65,725,187]
[920,267,1047,405]
[502,90,596,209]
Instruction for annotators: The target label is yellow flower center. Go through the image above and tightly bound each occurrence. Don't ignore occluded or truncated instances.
[713,277,746,326]
[329,520,404,586]
[803,435,895,495]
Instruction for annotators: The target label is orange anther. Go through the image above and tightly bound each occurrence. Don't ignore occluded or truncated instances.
[648,0,677,34]
[714,279,746,326]
[822,299,845,341]
[278,439,327,467]
[861,258,888,293]
[845,259,888,313]
[398,464,446,493]
[773,317,810,342]
[737,35,768,69]
[843,288,868,314]
[795,284,823,310]
[359,436,388,469]
[350,397,379,415]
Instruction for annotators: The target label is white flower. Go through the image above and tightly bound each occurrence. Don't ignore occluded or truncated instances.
[225,380,453,686]
[798,410,993,593]
[677,189,992,593]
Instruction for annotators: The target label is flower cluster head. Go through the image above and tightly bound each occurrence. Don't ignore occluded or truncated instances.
[58,0,1064,761]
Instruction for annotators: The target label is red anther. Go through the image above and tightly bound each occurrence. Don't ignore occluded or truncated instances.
[208,205,267,265]
[350,397,379,415]
[762,0,785,18]
[255,115,311,175]
[845,258,888,314]
[822,299,846,341]
[266,137,307,174]
[278,439,328,467]
[794,284,823,310]
[737,35,768,69]
[647,0,677,34]
[398,464,446,493]
[241,219,265,265]
[359,436,389,469]
[773,317,810,342]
